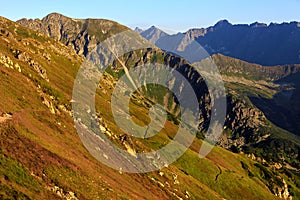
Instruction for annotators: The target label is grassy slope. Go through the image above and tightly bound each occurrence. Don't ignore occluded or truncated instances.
[0,16,283,199]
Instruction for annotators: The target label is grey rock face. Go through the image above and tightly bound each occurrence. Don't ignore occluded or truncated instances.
[18,13,127,56]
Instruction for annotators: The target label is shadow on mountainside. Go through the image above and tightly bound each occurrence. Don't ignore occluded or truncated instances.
[250,72,300,136]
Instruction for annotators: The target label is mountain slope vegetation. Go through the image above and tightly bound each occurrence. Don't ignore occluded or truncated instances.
[0,13,298,199]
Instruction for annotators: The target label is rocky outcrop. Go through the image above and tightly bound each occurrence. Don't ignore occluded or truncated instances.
[17,13,128,56]
[47,185,78,200]
[0,113,13,123]
[15,51,48,81]
[269,176,293,200]
[273,178,292,200]
[0,53,22,72]
[218,96,269,149]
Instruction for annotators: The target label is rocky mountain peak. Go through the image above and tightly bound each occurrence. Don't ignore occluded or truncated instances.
[134,27,143,33]
[17,13,128,56]
[42,12,69,20]
[185,28,207,38]
[148,25,158,30]
[214,19,232,28]
[140,25,169,43]
[250,22,268,28]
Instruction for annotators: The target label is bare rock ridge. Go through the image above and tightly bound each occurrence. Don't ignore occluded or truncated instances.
[212,54,300,81]
[17,13,128,56]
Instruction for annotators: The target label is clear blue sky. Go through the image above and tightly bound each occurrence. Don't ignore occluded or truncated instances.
[1,0,300,33]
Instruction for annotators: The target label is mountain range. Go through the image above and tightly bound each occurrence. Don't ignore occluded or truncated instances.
[137,20,300,66]
[0,13,299,199]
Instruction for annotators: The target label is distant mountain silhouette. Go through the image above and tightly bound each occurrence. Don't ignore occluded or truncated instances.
[138,26,169,43]
[139,20,300,66]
